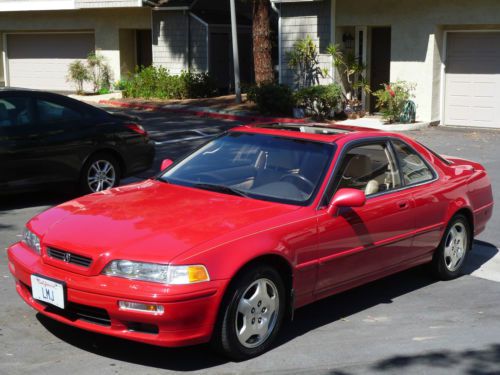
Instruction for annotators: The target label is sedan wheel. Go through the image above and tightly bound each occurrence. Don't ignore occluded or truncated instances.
[235,278,279,349]
[80,153,121,194]
[431,214,471,280]
[213,266,286,360]
[87,160,117,193]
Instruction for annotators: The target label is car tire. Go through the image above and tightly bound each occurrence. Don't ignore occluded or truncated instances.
[212,265,286,360]
[431,214,471,280]
[80,153,121,194]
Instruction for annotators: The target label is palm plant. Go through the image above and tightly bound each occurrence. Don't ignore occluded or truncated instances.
[327,43,371,113]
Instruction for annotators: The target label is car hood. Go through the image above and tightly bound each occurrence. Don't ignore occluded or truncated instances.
[32,180,299,267]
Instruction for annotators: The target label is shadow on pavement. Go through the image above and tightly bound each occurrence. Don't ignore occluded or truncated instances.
[0,188,78,211]
[36,314,227,371]
[34,239,498,372]
[36,266,435,371]
[371,344,500,375]
[463,240,499,275]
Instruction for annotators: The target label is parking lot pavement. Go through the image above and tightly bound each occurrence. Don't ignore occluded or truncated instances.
[1,113,499,375]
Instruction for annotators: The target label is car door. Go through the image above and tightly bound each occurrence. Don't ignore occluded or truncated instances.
[390,139,446,258]
[314,139,417,296]
[0,94,45,189]
[33,94,96,183]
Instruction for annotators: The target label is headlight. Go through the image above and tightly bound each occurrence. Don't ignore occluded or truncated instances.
[102,260,210,285]
[22,228,41,254]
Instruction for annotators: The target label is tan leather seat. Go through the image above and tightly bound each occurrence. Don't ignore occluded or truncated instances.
[343,154,371,179]
[364,180,380,195]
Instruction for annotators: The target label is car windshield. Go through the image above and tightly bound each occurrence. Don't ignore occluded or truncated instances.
[159,132,335,205]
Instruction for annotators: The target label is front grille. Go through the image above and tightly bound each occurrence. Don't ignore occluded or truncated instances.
[22,282,111,326]
[45,303,111,326]
[47,247,93,268]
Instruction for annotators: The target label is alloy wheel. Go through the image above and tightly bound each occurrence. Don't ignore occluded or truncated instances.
[444,222,468,272]
[235,278,280,349]
[87,160,116,192]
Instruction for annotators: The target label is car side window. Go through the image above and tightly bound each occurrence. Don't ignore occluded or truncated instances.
[0,97,33,127]
[392,140,435,185]
[36,99,83,125]
[334,142,402,197]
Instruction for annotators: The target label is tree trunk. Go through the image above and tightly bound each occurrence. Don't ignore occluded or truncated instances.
[253,0,274,85]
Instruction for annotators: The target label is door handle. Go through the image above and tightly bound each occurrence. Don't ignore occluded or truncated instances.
[397,200,410,210]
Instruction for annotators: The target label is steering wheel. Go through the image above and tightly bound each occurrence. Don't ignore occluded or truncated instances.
[280,173,315,192]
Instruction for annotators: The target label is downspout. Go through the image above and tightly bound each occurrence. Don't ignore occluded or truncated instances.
[270,1,282,84]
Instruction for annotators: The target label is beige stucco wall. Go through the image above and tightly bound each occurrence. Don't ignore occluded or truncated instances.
[0,8,151,84]
[336,0,500,123]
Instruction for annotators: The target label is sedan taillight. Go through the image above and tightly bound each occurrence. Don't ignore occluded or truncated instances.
[125,123,148,136]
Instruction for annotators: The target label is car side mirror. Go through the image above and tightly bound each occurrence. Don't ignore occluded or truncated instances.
[327,188,366,216]
[160,159,174,171]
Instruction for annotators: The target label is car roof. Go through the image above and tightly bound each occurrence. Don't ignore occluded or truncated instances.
[230,122,390,144]
[0,87,70,97]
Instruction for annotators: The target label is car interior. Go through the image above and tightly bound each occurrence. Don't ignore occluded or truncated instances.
[168,137,332,203]
[336,143,401,196]
[0,98,31,127]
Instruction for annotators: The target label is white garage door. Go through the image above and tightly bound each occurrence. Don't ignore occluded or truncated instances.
[6,33,95,91]
[445,32,500,128]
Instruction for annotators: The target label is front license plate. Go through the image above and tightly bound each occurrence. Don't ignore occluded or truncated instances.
[31,275,65,309]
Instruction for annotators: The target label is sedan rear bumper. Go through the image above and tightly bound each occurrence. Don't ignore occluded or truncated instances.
[8,242,227,347]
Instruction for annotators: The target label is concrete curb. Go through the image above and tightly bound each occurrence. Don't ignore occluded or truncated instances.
[337,119,432,131]
[99,99,307,124]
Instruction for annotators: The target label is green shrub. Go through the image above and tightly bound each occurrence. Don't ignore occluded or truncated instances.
[247,83,295,116]
[294,84,343,120]
[67,52,113,94]
[373,81,416,123]
[67,61,89,95]
[122,66,218,100]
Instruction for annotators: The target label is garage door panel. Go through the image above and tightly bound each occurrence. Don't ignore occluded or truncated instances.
[7,33,95,91]
[445,32,500,128]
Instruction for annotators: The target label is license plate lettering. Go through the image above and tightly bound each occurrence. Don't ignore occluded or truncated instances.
[31,275,65,309]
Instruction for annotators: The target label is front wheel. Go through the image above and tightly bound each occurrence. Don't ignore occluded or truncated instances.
[212,266,286,360]
[431,214,471,280]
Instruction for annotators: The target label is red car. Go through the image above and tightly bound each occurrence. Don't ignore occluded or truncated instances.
[8,123,494,359]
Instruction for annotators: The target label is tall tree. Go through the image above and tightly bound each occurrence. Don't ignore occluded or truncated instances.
[252,0,274,84]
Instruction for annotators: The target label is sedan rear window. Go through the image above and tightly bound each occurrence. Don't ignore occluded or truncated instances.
[160,132,335,205]
[0,97,32,127]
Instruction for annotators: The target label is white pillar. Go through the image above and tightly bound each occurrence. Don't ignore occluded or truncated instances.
[230,0,242,103]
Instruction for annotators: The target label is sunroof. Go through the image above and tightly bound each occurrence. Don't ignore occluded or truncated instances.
[256,123,352,135]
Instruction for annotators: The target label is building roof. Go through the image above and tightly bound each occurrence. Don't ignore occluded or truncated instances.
[192,10,251,26]
[153,0,196,9]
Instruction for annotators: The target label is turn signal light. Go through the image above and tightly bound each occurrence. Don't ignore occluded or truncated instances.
[187,265,210,283]
[118,301,164,314]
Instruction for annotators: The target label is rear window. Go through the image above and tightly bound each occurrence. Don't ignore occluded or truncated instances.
[418,142,453,165]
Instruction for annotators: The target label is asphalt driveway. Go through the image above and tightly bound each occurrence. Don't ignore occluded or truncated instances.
[1,110,499,375]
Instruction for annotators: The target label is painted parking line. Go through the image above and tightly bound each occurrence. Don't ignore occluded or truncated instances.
[465,242,500,283]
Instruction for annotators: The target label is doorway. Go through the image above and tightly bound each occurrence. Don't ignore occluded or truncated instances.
[136,29,152,68]
[370,27,391,113]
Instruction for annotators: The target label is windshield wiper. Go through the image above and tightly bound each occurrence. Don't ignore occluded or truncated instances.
[193,183,249,198]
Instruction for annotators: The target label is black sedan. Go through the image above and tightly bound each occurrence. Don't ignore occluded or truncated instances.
[0,89,155,194]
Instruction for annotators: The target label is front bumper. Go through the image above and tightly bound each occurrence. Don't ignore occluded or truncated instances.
[8,242,228,347]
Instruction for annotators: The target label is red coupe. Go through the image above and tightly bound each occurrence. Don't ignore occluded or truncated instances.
[8,123,494,359]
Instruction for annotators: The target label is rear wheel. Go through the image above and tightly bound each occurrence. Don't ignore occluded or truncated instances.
[80,153,121,194]
[212,265,286,360]
[431,214,471,280]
